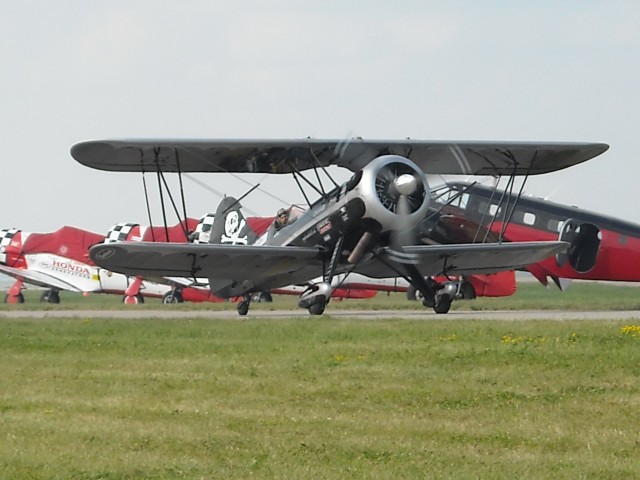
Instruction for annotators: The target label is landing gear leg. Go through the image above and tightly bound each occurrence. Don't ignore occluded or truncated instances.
[404,267,438,308]
[298,236,345,315]
[237,295,251,316]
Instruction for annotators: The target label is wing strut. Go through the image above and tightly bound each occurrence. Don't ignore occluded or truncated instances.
[287,150,342,207]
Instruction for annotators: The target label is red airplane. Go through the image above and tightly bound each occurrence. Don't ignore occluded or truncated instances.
[429,181,640,288]
[0,225,179,303]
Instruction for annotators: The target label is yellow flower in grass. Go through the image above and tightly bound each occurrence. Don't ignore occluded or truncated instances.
[621,325,640,337]
[501,335,547,345]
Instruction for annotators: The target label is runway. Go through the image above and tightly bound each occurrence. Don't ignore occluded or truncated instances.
[2,309,640,321]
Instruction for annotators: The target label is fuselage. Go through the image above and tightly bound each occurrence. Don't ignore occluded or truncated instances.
[431,182,640,283]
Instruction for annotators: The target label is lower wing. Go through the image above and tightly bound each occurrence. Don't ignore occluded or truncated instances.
[0,265,85,292]
[90,242,322,284]
[356,241,568,278]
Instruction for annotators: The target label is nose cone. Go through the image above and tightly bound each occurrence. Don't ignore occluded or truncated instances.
[394,174,417,196]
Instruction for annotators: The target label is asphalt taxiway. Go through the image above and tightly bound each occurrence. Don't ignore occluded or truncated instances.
[2,309,640,320]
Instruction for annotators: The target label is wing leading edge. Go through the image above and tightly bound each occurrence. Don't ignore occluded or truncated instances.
[71,139,608,176]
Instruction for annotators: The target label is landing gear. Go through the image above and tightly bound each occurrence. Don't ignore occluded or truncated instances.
[162,291,184,304]
[298,282,332,315]
[406,285,423,301]
[40,289,60,304]
[237,295,251,316]
[433,294,453,314]
[122,294,144,304]
[307,297,326,315]
[5,292,24,304]
[251,291,273,303]
[407,277,476,314]
[6,280,25,304]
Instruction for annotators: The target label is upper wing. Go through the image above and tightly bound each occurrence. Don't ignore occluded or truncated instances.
[356,241,569,278]
[71,138,608,176]
[0,265,84,292]
[90,242,322,286]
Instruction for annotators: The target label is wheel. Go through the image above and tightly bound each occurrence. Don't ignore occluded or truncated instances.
[406,285,419,301]
[40,290,60,304]
[162,291,184,304]
[251,291,273,303]
[433,294,452,314]
[5,293,24,304]
[307,298,326,315]
[123,294,144,304]
[237,299,250,316]
[459,281,476,300]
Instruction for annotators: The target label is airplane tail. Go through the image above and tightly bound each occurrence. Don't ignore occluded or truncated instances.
[205,197,257,299]
[208,197,256,245]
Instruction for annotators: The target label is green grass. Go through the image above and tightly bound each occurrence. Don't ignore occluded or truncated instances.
[2,281,640,311]
[1,316,640,478]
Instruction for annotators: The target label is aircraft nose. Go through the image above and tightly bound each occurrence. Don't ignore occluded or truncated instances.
[394,173,418,196]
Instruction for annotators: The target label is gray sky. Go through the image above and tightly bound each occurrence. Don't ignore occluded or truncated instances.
[2,1,639,235]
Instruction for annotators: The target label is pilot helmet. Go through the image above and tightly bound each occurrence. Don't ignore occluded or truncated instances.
[277,208,288,217]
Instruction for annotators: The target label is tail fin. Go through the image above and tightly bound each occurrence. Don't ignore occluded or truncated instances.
[209,197,256,245]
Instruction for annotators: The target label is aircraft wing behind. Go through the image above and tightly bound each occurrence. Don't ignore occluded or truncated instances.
[71,139,608,176]
[357,241,569,278]
[90,242,322,284]
[0,265,85,292]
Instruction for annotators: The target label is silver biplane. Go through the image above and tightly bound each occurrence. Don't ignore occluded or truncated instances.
[71,138,608,315]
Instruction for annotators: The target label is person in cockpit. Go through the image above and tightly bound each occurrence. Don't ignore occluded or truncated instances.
[274,208,290,231]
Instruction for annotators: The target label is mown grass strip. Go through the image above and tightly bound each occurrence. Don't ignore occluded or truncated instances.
[1,317,639,478]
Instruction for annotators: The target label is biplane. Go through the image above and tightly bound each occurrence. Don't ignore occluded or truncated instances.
[71,138,608,315]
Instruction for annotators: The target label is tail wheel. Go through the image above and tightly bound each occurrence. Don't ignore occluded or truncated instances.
[123,294,144,304]
[5,293,24,304]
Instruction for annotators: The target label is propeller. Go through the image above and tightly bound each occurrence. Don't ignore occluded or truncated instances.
[379,168,424,253]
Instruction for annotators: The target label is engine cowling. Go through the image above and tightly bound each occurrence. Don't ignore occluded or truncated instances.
[556,219,600,273]
[351,155,431,233]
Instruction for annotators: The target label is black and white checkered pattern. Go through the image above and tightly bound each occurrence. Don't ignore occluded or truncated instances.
[0,228,20,263]
[104,223,139,243]
[191,213,215,244]
[0,228,20,248]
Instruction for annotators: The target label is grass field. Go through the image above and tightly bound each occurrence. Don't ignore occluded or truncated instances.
[1,284,640,478]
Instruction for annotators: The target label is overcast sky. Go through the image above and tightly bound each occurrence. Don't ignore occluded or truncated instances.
[2,1,639,235]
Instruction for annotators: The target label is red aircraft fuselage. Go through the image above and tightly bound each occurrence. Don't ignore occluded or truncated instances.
[430,182,640,287]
